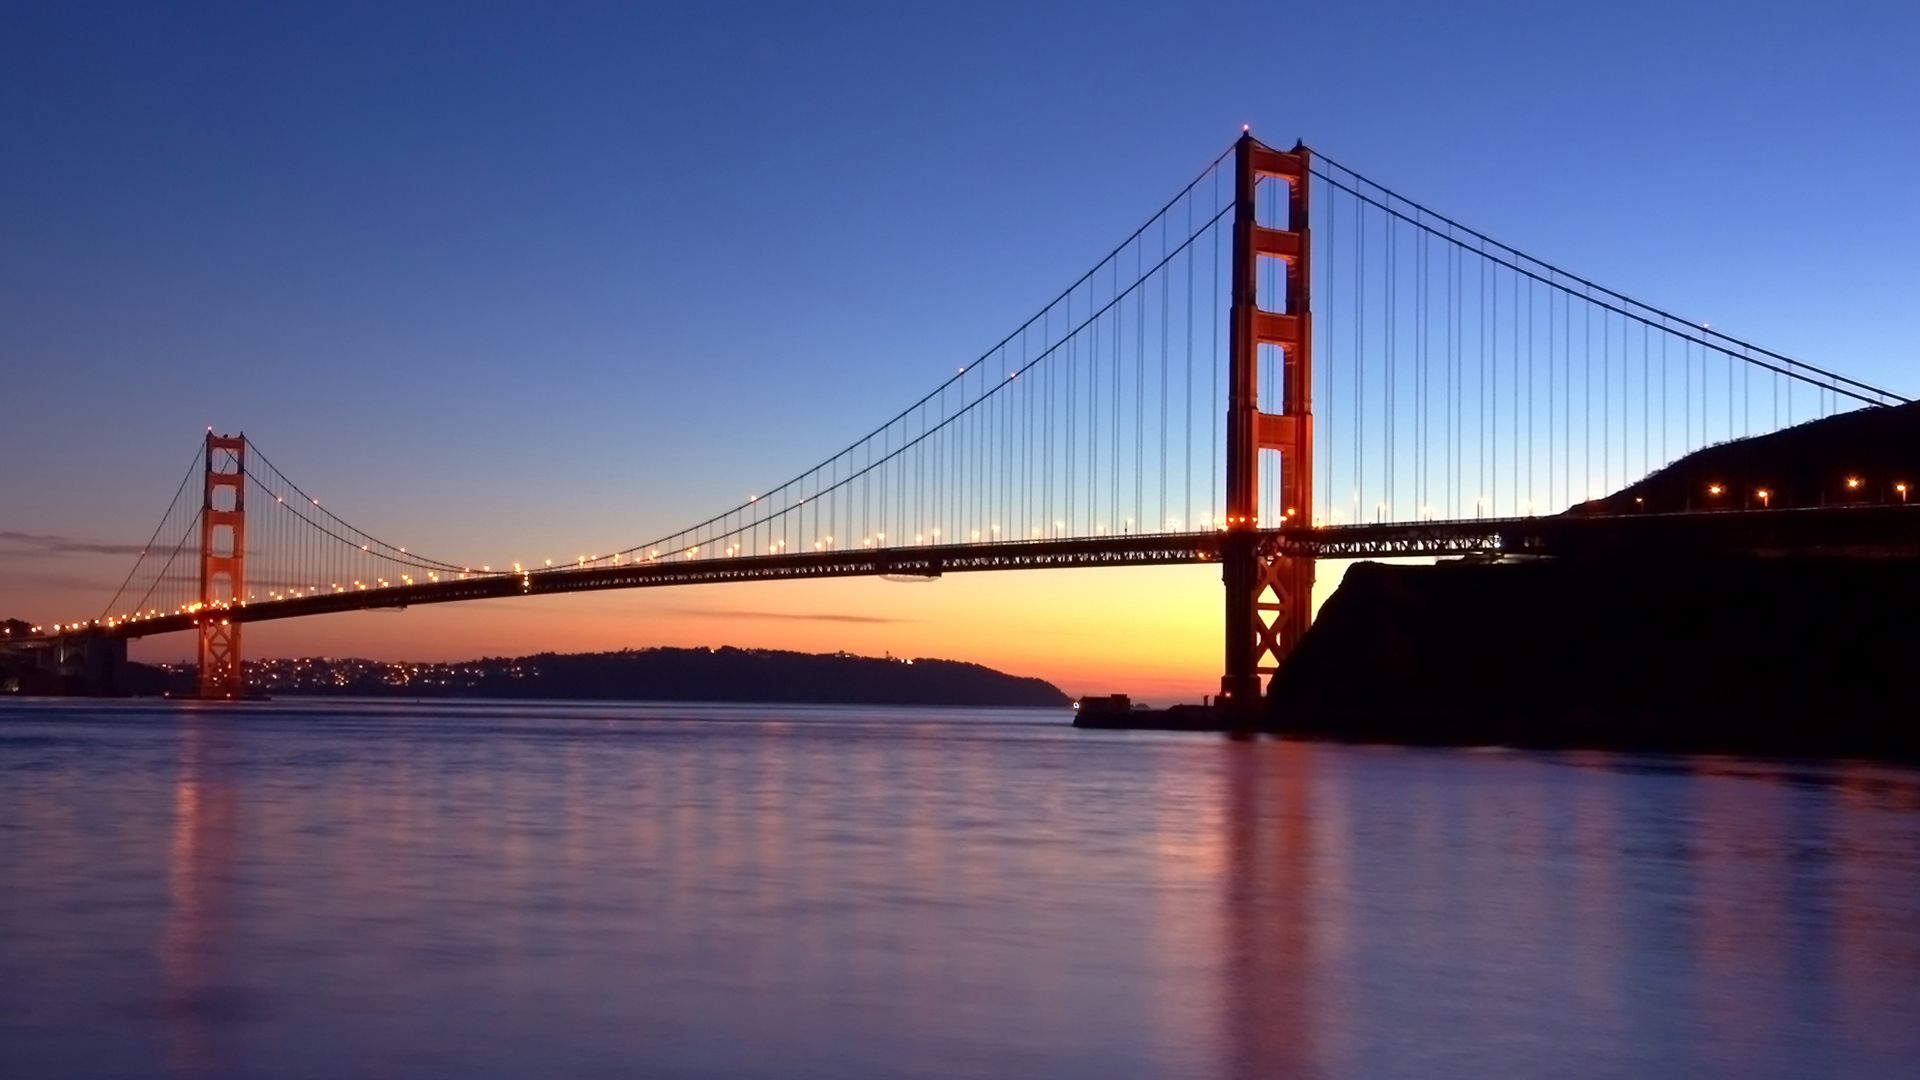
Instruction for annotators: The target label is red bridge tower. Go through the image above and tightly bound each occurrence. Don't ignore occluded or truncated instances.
[1220,133,1313,713]
[195,431,246,698]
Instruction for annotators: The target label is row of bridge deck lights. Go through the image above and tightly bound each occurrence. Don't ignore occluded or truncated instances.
[1698,477,1908,508]
[32,508,1307,635]
[30,477,1907,637]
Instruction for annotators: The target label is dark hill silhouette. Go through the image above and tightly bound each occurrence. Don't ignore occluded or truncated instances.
[1265,399,1920,757]
[1265,559,1920,757]
[240,646,1068,707]
[1570,399,1920,515]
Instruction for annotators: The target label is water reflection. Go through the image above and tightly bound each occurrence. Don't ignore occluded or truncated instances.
[160,717,238,1072]
[1220,739,1323,1078]
[0,701,1915,1079]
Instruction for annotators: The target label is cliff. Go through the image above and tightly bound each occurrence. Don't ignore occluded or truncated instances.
[1265,558,1920,757]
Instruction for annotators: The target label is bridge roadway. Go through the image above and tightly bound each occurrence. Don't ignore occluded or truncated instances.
[65,503,1920,641]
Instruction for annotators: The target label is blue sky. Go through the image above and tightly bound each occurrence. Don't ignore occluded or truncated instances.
[4,1,1916,692]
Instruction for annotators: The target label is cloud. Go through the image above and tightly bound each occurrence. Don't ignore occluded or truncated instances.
[0,571,118,591]
[658,607,910,625]
[0,531,152,557]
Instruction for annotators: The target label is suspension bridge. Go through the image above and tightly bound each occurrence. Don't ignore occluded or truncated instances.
[15,131,1915,708]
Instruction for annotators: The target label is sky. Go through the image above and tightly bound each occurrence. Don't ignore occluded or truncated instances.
[3,1,1917,700]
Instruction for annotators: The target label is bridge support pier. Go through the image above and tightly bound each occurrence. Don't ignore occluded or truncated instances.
[1221,541,1314,710]
[1220,132,1314,715]
[194,431,247,699]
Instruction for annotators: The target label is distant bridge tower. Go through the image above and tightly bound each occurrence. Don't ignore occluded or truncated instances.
[195,431,246,698]
[1220,133,1313,712]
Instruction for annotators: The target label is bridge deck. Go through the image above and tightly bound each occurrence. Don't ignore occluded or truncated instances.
[56,504,1920,641]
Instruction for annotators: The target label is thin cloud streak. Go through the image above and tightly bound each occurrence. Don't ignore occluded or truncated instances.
[0,531,150,557]
[0,571,120,592]
[659,608,911,625]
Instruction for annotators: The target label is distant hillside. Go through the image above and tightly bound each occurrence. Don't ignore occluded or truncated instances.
[198,647,1069,707]
[1572,399,1920,514]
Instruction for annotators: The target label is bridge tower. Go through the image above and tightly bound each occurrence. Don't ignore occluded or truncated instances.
[195,431,246,698]
[1220,133,1313,713]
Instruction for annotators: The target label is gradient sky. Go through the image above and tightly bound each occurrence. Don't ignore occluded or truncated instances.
[4,1,1917,700]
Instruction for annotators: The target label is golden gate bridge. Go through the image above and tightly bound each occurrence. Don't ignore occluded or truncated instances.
[19,132,1915,708]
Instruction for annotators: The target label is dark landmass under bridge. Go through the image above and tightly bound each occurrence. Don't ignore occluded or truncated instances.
[1262,401,1920,758]
[1263,558,1920,759]
[5,645,1070,708]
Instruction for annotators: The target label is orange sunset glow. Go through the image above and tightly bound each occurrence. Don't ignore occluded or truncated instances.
[101,563,1361,702]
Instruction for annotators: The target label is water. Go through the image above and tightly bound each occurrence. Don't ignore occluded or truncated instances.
[2,699,1917,1079]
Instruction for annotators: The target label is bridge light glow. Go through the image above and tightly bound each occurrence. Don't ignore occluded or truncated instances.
[1846,476,1862,490]
[1898,483,1910,502]
[1707,484,1723,497]
[1756,488,1771,507]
